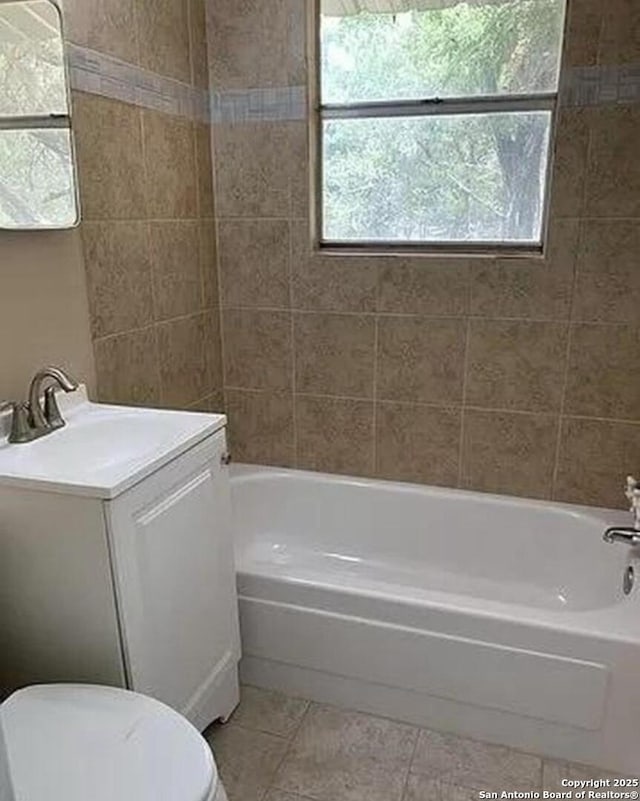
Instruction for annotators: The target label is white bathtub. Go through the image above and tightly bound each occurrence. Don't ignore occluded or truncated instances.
[231,465,640,774]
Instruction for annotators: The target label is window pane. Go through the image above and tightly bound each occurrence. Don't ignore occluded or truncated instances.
[322,112,551,244]
[0,0,68,116]
[321,0,566,103]
[0,128,78,229]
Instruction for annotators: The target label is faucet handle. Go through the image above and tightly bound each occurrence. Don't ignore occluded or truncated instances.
[6,401,34,444]
[43,386,65,430]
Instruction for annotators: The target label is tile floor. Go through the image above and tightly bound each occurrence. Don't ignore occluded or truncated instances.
[205,685,630,801]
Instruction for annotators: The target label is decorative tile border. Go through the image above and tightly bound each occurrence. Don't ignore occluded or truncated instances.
[67,44,210,123]
[561,63,640,107]
[211,85,307,124]
[66,43,640,124]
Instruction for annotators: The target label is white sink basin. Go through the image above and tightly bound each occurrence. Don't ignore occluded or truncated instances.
[0,387,226,498]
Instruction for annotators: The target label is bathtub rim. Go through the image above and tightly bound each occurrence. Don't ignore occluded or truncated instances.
[231,463,639,642]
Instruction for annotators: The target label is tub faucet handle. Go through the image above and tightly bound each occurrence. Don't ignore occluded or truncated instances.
[625,476,640,531]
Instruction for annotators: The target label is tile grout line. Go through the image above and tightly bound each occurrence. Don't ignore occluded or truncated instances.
[263,701,313,800]
[217,304,639,327]
[399,728,421,801]
[219,387,640,427]
[550,112,594,499]
[289,218,299,468]
[371,312,380,476]
[456,269,473,490]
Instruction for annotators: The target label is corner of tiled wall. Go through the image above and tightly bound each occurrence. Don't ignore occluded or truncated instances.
[62,0,223,413]
[209,0,640,509]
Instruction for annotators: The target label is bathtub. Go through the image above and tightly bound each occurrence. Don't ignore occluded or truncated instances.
[231,465,640,774]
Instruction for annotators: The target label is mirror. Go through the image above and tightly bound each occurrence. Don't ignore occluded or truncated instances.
[0,0,80,230]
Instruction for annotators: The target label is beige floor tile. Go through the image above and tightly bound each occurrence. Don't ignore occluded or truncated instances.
[206,723,289,801]
[411,729,541,793]
[265,792,311,801]
[273,703,417,801]
[230,685,310,739]
[543,760,631,789]
[404,776,479,801]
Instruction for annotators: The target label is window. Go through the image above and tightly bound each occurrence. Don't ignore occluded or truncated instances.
[0,0,79,230]
[316,0,567,251]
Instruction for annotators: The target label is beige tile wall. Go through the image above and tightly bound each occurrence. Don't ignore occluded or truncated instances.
[211,0,640,508]
[63,0,223,412]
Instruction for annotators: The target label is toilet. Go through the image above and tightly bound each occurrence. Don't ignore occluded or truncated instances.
[0,684,228,801]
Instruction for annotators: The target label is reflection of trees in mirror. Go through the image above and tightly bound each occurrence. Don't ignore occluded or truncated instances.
[0,1,76,228]
[320,0,565,243]
[0,129,75,227]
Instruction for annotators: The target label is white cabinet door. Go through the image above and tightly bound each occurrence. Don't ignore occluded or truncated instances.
[105,431,240,727]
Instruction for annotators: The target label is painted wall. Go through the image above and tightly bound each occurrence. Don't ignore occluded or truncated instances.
[0,229,95,399]
[209,0,640,508]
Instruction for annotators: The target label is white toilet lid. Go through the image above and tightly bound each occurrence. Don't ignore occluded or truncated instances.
[2,685,217,801]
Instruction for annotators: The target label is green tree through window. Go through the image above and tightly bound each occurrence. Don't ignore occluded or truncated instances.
[319,0,566,246]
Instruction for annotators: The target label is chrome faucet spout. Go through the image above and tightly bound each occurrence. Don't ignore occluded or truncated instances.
[603,527,640,547]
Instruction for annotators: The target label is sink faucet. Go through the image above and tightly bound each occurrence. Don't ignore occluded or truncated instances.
[603,476,640,546]
[1,366,78,444]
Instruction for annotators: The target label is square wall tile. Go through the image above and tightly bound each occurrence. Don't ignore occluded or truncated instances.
[73,93,146,221]
[377,317,466,405]
[142,110,197,219]
[584,106,640,218]
[296,396,374,476]
[223,309,292,390]
[378,259,469,317]
[289,124,309,219]
[461,410,558,499]
[225,389,294,466]
[195,125,215,218]
[565,324,640,420]
[291,221,377,313]
[155,317,204,407]
[549,110,589,219]
[563,0,601,67]
[83,221,153,339]
[274,704,417,801]
[599,0,640,65]
[466,320,568,413]
[555,418,640,508]
[188,0,209,88]
[199,220,218,309]
[573,220,640,323]
[219,219,290,309]
[295,313,376,398]
[376,403,461,487]
[62,0,138,62]
[469,220,578,320]
[94,328,160,406]
[215,123,292,218]
[136,0,191,83]
[149,220,201,321]
[208,0,300,90]
[204,307,223,389]
[156,313,213,408]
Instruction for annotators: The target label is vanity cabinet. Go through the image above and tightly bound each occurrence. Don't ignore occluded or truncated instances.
[0,424,240,731]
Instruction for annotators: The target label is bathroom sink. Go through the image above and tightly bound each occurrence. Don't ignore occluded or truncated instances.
[0,387,226,498]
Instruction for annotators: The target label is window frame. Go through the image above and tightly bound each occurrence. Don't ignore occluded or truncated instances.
[310,0,565,257]
[0,0,81,230]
